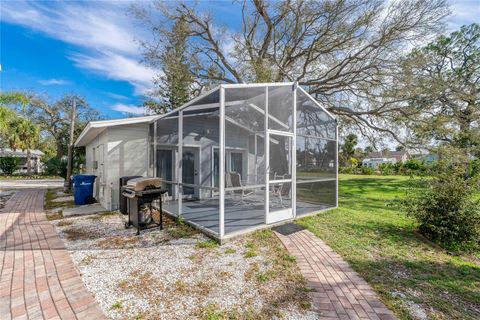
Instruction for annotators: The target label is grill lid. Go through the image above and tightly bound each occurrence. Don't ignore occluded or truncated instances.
[125,177,161,191]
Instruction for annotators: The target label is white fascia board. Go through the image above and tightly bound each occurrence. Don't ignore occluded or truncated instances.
[75,115,156,147]
[221,82,295,88]
[74,122,92,147]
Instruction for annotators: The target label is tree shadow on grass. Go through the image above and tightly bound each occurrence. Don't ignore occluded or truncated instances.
[298,213,480,319]
[345,257,480,319]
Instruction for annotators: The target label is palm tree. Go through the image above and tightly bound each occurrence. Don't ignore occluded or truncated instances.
[0,106,15,138]
[0,92,29,144]
[341,133,358,166]
[8,117,40,174]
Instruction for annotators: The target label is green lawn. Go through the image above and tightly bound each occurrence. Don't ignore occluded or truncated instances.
[297,174,480,320]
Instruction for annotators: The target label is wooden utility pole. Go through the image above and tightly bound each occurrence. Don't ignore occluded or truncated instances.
[64,97,76,192]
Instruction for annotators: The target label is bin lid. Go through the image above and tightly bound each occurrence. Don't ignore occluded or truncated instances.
[72,175,97,182]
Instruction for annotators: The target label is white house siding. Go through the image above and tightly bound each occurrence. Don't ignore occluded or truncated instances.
[85,130,108,208]
[106,124,149,210]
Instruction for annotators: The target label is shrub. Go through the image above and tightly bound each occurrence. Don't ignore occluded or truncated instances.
[339,167,353,174]
[360,166,374,175]
[43,157,67,178]
[468,159,480,177]
[0,156,20,175]
[379,163,394,175]
[403,165,480,251]
[403,159,423,171]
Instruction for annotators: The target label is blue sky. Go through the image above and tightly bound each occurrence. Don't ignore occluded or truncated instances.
[1,1,479,119]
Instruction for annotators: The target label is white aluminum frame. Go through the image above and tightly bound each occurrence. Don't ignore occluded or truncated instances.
[177,110,183,217]
[150,82,338,241]
[219,86,226,238]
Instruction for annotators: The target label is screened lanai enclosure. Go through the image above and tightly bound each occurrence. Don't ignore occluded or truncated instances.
[149,83,337,240]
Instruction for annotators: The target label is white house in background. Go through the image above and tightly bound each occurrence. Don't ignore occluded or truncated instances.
[0,148,44,173]
[74,115,157,210]
[362,157,396,168]
[367,150,410,162]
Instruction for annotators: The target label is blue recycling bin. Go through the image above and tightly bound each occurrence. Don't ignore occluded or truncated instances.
[72,175,97,205]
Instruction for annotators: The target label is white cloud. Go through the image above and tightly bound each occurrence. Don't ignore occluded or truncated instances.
[1,1,139,54]
[1,1,155,95]
[111,103,146,115]
[38,78,69,85]
[103,91,129,100]
[70,52,155,95]
[448,0,480,31]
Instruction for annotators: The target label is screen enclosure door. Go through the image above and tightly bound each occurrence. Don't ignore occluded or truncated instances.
[182,147,200,199]
[266,131,293,224]
[157,148,174,197]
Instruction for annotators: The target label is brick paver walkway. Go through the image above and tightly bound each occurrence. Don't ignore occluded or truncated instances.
[0,189,105,320]
[275,224,397,320]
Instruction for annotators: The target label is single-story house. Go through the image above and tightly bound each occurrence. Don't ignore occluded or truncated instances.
[74,115,158,210]
[410,152,439,163]
[76,83,338,241]
[362,157,396,168]
[0,148,44,174]
[367,150,410,162]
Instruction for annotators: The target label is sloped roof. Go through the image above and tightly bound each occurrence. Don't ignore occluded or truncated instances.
[367,150,409,158]
[0,148,44,157]
[75,115,157,147]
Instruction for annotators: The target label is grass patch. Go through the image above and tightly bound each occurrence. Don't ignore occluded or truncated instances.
[167,224,197,239]
[80,254,96,265]
[174,280,188,295]
[110,301,122,311]
[118,280,128,289]
[46,211,63,221]
[119,271,165,297]
[282,254,296,263]
[44,188,74,210]
[87,211,118,220]
[0,174,61,180]
[162,215,198,239]
[244,249,257,258]
[197,304,228,320]
[224,248,236,254]
[56,220,72,227]
[96,236,139,249]
[297,174,480,320]
[62,227,93,241]
[195,239,219,249]
[243,241,258,258]
[239,229,310,318]
[255,271,270,283]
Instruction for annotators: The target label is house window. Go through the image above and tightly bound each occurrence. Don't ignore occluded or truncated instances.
[230,152,243,177]
[213,149,245,186]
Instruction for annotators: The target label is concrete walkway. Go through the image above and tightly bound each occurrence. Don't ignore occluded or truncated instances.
[0,189,105,320]
[0,179,64,190]
[274,224,397,320]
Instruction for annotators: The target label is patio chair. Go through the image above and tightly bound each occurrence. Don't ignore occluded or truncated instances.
[162,191,170,205]
[271,175,291,207]
[228,171,254,202]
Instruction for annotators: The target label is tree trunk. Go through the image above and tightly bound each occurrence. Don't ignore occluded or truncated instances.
[56,141,64,159]
[26,149,31,174]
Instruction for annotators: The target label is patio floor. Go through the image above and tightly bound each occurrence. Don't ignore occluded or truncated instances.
[0,189,105,320]
[163,194,332,236]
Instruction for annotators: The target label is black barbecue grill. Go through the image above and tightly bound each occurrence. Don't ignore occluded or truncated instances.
[121,177,167,235]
